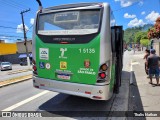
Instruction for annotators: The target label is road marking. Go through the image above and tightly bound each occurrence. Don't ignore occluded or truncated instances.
[130,60,133,84]
[2,90,50,111]
[131,62,140,65]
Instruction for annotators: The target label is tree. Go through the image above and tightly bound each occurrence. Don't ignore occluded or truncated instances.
[134,31,148,43]
[140,39,149,47]
[148,17,160,39]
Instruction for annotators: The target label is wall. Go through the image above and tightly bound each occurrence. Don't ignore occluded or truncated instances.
[16,40,32,53]
[153,43,160,56]
[0,43,17,55]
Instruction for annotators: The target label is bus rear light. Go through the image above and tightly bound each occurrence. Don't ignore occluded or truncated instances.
[93,96,102,99]
[33,65,37,71]
[100,64,108,71]
[85,91,91,94]
[40,84,45,86]
[99,72,106,79]
[32,59,38,75]
[60,42,68,44]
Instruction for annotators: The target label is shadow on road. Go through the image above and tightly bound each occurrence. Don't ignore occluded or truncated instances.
[128,72,146,120]
[38,93,115,117]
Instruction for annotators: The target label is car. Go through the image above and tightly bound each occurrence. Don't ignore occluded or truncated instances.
[0,62,12,71]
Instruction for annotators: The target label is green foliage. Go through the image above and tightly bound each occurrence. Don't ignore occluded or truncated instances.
[140,39,149,46]
[124,24,153,44]
[134,31,148,43]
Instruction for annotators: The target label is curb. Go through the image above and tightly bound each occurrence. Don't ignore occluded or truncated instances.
[0,76,32,88]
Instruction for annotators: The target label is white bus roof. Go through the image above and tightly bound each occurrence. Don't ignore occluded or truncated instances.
[43,2,107,11]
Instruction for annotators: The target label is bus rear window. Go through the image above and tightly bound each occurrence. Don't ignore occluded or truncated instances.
[38,9,101,35]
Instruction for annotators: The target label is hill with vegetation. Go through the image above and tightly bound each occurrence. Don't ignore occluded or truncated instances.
[124,24,153,45]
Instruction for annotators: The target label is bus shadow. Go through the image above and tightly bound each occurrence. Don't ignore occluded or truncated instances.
[38,92,114,117]
[128,71,146,120]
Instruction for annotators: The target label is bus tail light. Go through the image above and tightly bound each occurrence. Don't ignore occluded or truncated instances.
[32,59,38,75]
[85,91,91,94]
[96,62,110,83]
[93,96,102,99]
[100,64,108,71]
[99,72,106,79]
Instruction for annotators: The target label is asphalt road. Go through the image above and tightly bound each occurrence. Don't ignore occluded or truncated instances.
[0,51,133,120]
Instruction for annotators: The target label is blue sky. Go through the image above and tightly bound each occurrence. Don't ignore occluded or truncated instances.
[0,0,159,43]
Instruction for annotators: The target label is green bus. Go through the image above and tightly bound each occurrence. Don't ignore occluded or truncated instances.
[33,2,123,100]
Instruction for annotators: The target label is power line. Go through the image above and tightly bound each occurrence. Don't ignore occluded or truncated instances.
[0,20,19,25]
[0,0,23,10]
[0,0,35,14]
[0,25,32,33]
[6,0,29,9]
[0,26,17,30]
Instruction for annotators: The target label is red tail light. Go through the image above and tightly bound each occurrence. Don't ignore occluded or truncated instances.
[32,59,37,75]
[33,65,37,71]
[99,72,106,79]
[60,42,68,44]
[96,62,109,83]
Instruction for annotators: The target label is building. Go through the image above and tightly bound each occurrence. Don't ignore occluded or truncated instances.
[0,40,32,64]
[16,40,32,53]
[0,40,5,43]
[0,42,17,55]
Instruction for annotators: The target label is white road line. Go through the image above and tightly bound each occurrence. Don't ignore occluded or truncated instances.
[2,90,50,111]
[130,60,133,84]
[130,60,140,84]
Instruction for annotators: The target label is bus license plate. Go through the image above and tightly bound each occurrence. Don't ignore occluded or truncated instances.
[57,74,70,80]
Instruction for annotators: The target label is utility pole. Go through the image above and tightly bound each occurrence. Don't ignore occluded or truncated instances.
[20,9,30,67]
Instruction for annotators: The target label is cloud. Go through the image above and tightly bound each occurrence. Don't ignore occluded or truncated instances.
[145,11,160,23]
[141,11,145,15]
[30,18,34,25]
[128,18,145,27]
[114,0,143,7]
[1,36,8,39]
[17,24,29,33]
[124,13,136,18]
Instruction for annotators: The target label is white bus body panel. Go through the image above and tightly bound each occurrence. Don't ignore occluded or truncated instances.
[100,3,111,65]
[33,76,113,100]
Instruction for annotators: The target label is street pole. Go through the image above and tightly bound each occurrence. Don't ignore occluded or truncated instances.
[20,9,30,67]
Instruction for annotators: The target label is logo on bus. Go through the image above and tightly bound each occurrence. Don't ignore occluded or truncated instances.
[84,59,90,68]
[60,61,67,69]
[59,48,67,59]
[39,62,45,69]
[40,48,49,60]
[41,51,47,54]
[45,63,51,69]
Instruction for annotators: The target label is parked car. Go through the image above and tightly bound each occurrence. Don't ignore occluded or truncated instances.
[0,62,12,71]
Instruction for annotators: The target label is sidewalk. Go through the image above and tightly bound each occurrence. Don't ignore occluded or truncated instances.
[130,51,160,120]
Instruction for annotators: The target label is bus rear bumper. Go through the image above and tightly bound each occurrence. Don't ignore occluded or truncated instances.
[33,76,113,100]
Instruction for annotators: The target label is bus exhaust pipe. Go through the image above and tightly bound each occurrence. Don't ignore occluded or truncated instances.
[36,0,43,11]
